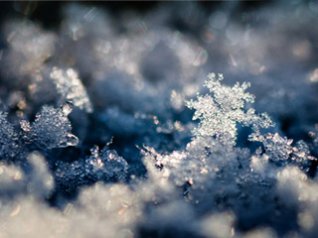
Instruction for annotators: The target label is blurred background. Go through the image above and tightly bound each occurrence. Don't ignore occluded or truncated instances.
[0,1,269,26]
[1,0,318,143]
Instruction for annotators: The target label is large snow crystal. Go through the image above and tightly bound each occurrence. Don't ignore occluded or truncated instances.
[187,73,272,144]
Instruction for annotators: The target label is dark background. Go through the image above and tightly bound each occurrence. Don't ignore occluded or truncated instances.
[0,1,272,29]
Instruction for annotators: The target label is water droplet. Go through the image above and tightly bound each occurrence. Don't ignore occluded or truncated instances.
[59,133,79,147]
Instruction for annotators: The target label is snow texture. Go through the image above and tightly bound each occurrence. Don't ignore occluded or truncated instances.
[0,1,318,238]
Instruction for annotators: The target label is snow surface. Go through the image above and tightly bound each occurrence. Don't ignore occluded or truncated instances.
[0,2,318,237]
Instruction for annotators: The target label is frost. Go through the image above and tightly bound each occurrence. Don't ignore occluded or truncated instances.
[0,111,20,159]
[0,2,318,238]
[28,105,79,149]
[254,133,315,169]
[50,67,93,113]
[259,133,294,161]
[55,145,128,189]
[144,72,316,237]
[83,145,128,182]
[1,104,78,160]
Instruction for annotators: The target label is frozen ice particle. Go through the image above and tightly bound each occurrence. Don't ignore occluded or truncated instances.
[0,111,20,159]
[50,67,93,113]
[30,105,79,149]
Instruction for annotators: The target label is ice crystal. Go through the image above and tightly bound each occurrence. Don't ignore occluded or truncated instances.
[55,145,128,189]
[0,2,318,238]
[28,105,79,149]
[186,73,272,144]
[260,133,294,161]
[50,67,93,113]
[83,145,128,182]
[254,133,315,169]
[1,104,78,161]
[0,111,20,159]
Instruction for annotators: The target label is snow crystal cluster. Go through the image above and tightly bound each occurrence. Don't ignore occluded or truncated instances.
[0,1,318,238]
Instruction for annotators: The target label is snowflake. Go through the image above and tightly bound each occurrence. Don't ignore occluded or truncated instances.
[186,73,272,144]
